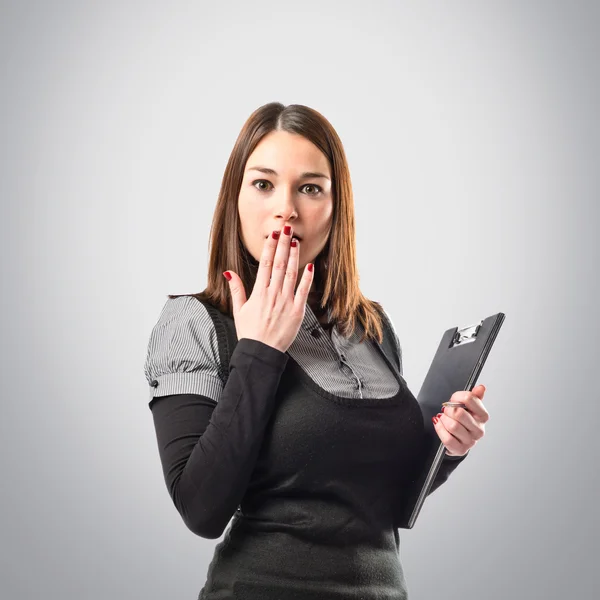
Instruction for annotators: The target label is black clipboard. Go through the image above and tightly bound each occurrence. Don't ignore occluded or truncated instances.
[397,312,506,529]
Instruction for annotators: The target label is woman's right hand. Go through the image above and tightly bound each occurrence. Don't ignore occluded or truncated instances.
[223,225,315,354]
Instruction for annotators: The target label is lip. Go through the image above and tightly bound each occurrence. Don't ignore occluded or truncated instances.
[266,233,302,241]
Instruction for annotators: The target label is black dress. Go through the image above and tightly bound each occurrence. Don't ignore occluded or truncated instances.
[148,298,468,599]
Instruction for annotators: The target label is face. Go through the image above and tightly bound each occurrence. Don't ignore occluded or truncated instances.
[238,130,333,289]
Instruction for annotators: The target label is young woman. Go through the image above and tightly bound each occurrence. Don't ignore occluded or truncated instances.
[144,102,489,599]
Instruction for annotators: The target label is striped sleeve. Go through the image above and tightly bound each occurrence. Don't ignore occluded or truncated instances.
[380,307,404,377]
[143,296,225,404]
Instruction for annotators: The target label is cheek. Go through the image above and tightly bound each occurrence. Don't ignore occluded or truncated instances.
[312,204,333,237]
[238,194,264,229]
[238,198,268,256]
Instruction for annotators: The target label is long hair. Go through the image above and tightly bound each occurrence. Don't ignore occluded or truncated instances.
[169,102,387,345]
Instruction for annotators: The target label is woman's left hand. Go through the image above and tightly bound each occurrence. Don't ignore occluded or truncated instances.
[433,384,489,457]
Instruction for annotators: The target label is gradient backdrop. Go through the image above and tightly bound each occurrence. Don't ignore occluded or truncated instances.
[1,1,598,598]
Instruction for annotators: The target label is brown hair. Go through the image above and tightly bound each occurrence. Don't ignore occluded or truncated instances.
[169,102,387,345]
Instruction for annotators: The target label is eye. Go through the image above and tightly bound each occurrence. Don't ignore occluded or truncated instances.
[251,180,323,196]
[252,179,273,192]
[301,184,323,196]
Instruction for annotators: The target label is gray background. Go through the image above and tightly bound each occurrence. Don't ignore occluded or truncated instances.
[1,1,598,598]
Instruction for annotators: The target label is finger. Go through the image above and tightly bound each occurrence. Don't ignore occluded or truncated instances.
[223,270,246,316]
[281,237,300,298]
[450,389,490,423]
[436,412,471,445]
[433,415,470,456]
[255,230,282,290]
[293,261,315,310]
[268,224,294,292]
[441,406,485,441]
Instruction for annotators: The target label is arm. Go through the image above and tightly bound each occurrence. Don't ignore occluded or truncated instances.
[380,307,470,499]
[427,450,470,496]
[144,296,288,539]
[150,338,287,539]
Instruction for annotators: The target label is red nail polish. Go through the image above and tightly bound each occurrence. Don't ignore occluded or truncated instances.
[272,230,280,239]
[432,416,438,424]
[223,271,232,281]
[308,263,314,272]
[283,225,292,235]
[441,407,445,413]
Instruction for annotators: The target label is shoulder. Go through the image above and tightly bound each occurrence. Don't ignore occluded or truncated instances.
[159,295,216,329]
[148,296,219,354]
[143,296,224,403]
[377,305,404,378]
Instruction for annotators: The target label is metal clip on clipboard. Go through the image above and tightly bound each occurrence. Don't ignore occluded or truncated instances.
[450,321,482,347]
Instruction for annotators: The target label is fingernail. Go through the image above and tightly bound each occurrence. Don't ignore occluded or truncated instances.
[308,263,314,272]
[432,416,438,424]
[272,230,280,240]
[291,238,298,247]
[283,225,292,235]
[441,407,445,413]
[223,271,232,281]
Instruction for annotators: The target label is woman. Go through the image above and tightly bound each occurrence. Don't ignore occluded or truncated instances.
[144,102,488,599]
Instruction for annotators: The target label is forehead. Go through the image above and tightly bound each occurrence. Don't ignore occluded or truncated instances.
[246,130,330,176]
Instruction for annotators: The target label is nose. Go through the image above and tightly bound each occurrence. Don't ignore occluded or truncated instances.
[273,188,298,224]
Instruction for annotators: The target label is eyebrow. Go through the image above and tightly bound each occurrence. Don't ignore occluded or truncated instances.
[247,166,330,180]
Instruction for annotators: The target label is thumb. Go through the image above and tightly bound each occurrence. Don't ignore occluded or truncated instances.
[223,271,246,315]
[473,384,486,399]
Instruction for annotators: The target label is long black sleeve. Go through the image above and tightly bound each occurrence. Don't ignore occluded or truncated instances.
[149,337,288,539]
[427,450,470,496]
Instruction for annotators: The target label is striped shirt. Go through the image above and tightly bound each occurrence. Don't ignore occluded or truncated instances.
[144,295,405,403]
